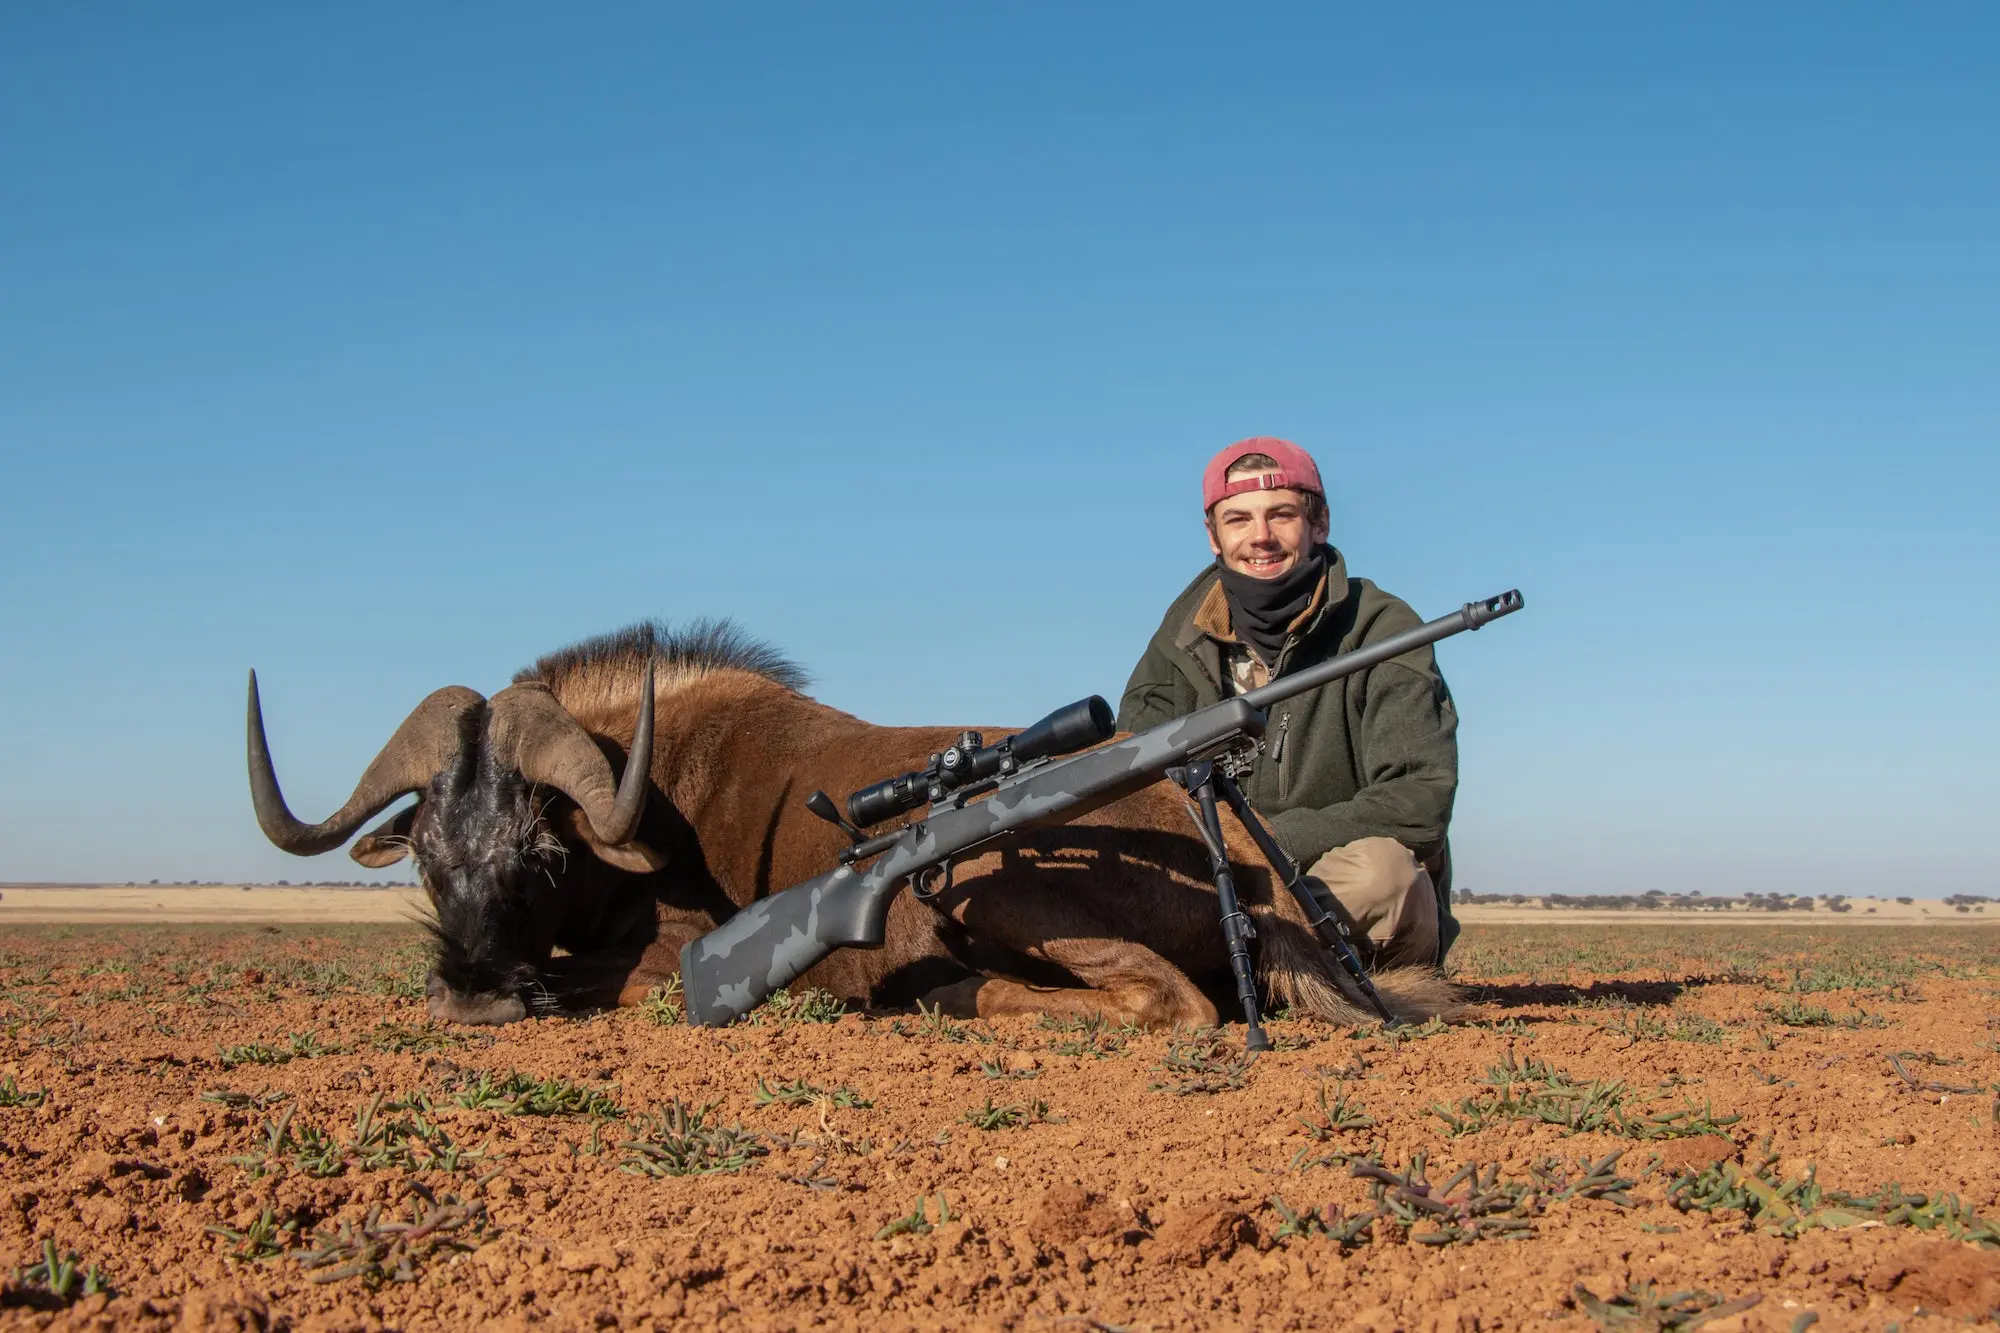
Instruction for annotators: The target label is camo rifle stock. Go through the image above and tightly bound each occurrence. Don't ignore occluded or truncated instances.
[679,589,1523,1025]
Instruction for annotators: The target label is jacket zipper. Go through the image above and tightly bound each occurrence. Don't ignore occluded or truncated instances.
[1270,711,1290,766]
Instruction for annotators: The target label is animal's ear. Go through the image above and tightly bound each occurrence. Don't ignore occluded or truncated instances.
[558,805,668,874]
[350,806,418,867]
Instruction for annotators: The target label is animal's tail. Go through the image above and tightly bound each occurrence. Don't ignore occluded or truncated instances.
[1255,901,1463,1026]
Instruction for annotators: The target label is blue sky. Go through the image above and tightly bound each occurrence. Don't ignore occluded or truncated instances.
[2,4,1994,895]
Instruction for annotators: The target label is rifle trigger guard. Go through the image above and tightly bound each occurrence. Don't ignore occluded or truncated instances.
[912,860,953,902]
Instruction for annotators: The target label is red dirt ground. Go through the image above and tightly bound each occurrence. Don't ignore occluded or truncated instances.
[1,923,1996,1331]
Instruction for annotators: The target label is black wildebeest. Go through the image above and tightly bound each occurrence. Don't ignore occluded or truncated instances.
[248,622,1454,1027]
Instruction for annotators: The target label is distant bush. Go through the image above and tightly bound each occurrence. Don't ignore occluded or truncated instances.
[1452,890,1827,913]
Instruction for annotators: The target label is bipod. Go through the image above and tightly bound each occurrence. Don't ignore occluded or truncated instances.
[1208,770,1398,1027]
[1169,760,1270,1051]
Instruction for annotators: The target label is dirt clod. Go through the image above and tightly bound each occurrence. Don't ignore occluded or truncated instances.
[177,1289,273,1332]
[1863,1239,2000,1317]
[1151,1201,1253,1265]
[1028,1184,1123,1246]
[1647,1133,1739,1172]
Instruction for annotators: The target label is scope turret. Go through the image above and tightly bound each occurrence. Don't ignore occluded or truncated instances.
[843,695,1116,829]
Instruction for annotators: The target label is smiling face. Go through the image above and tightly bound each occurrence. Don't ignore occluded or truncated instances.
[1205,472,1330,578]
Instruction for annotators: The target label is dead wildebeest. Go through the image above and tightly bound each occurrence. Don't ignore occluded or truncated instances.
[248,621,1456,1028]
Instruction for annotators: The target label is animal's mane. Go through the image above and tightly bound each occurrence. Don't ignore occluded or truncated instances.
[516,618,811,699]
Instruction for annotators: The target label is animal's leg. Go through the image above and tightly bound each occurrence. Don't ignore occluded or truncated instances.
[604,912,716,1008]
[923,878,1218,1030]
[613,929,705,1008]
[536,905,708,1013]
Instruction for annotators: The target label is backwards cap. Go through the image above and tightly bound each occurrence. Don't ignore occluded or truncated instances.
[1202,437,1324,511]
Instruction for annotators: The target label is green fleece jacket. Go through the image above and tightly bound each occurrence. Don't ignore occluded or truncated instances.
[1116,547,1460,957]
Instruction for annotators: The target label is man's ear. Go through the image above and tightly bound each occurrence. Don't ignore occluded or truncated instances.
[351,806,418,868]
[559,805,668,874]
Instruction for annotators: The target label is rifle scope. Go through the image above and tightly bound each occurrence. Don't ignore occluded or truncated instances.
[846,695,1115,829]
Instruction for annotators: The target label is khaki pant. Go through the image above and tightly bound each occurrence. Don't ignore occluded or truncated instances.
[1305,837,1439,969]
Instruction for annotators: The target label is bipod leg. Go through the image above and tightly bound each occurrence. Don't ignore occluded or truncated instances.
[1169,762,1268,1052]
[1210,772,1398,1027]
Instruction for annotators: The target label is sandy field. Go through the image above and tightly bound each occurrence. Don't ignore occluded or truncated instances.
[0,887,427,926]
[1,885,1989,928]
[1,920,1997,1330]
[1452,901,1991,927]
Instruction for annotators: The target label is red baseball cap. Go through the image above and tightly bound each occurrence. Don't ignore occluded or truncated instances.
[1202,437,1324,511]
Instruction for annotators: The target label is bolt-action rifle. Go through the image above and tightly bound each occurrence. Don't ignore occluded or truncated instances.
[680,590,1524,1036]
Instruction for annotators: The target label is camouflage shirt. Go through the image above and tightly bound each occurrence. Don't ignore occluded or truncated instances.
[1197,570,1332,698]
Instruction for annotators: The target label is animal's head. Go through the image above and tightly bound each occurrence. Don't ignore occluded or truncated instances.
[246,670,663,1024]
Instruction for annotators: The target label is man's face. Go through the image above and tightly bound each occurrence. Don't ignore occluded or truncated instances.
[1206,477,1329,579]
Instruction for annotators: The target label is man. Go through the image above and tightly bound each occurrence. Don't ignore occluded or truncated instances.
[1116,438,1459,967]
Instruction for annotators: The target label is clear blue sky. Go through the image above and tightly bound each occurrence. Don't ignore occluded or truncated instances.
[2,5,1994,895]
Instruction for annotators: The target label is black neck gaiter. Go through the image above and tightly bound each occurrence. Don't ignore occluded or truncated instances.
[1216,546,1327,667]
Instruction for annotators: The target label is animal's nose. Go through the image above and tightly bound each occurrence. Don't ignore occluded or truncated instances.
[426,989,528,1025]
[424,971,528,1025]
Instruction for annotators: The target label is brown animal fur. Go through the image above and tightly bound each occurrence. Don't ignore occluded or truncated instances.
[519,623,1459,1029]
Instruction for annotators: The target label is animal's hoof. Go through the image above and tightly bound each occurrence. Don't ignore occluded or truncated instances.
[920,977,986,1019]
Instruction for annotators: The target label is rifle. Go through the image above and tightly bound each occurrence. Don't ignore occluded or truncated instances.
[680,589,1524,1034]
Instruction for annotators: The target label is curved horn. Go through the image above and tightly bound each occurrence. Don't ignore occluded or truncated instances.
[248,670,485,855]
[488,664,654,845]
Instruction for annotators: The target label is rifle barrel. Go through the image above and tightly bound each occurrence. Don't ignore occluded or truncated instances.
[1238,589,1522,713]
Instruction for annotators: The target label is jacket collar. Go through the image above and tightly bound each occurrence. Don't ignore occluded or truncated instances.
[1176,546,1349,652]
